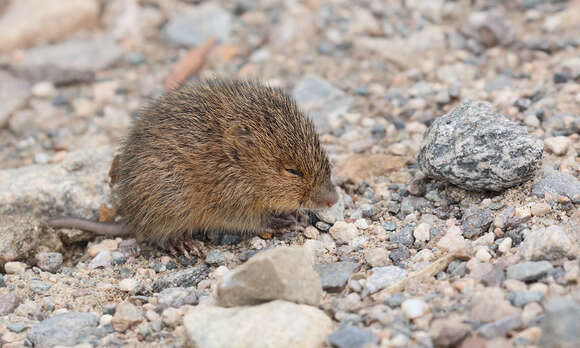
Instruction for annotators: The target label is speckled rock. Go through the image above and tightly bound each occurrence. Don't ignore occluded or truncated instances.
[0,215,62,267]
[418,100,543,191]
[152,264,209,292]
[111,301,144,332]
[0,147,114,218]
[35,252,63,273]
[0,292,21,316]
[520,225,579,260]
[27,312,99,347]
[217,247,322,307]
[532,172,580,203]
[184,300,331,348]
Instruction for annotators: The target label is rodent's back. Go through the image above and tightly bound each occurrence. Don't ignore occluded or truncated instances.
[118,80,335,245]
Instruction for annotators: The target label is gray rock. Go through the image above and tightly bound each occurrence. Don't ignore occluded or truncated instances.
[163,3,231,46]
[27,312,99,347]
[328,325,379,348]
[152,264,209,292]
[508,290,545,307]
[363,266,407,296]
[389,246,410,264]
[532,172,580,203]
[157,287,197,309]
[205,249,226,266]
[7,322,28,333]
[184,300,331,348]
[217,247,322,307]
[0,215,62,267]
[540,296,580,348]
[0,147,114,218]
[389,224,415,247]
[29,279,52,294]
[418,100,543,191]
[382,221,397,231]
[293,74,352,133]
[0,273,5,287]
[520,225,579,260]
[19,36,123,72]
[461,208,494,238]
[506,261,553,281]
[0,292,21,315]
[0,71,30,128]
[314,262,360,292]
[35,252,63,273]
[478,315,522,339]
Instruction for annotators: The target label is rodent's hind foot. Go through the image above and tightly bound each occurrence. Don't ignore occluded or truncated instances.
[168,237,204,259]
[264,212,306,234]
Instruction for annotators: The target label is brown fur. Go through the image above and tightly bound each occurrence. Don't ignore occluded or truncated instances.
[79,79,337,246]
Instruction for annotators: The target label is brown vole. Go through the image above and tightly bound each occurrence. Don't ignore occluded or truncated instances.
[48,80,338,253]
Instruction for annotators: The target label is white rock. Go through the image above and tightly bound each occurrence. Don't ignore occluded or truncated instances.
[363,266,407,295]
[4,261,27,274]
[100,314,113,326]
[530,202,550,216]
[520,225,579,260]
[354,218,369,230]
[437,225,469,252]
[31,81,57,98]
[329,221,359,243]
[401,298,429,319]
[544,136,571,156]
[183,300,331,348]
[118,278,138,292]
[475,247,492,262]
[498,237,513,253]
[413,222,431,242]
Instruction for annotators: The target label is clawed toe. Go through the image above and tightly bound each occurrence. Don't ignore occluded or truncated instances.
[167,237,204,259]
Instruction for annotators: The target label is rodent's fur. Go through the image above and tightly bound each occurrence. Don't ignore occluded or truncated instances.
[49,80,337,246]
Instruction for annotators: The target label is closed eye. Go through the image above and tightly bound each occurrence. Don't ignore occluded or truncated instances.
[286,168,303,177]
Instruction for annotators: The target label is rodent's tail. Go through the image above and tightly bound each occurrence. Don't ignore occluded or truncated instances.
[47,217,129,236]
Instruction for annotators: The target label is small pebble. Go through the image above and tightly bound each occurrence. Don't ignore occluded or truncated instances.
[530,202,550,216]
[29,279,52,294]
[413,222,431,242]
[205,250,226,266]
[88,239,119,257]
[119,278,139,292]
[32,81,57,98]
[498,237,513,253]
[354,218,368,230]
[35,252,63,273]
[329,221,359,244]
[89,250,113,269]
[545,136,571,156]
[4,261,27,274]
[401,298,429,319]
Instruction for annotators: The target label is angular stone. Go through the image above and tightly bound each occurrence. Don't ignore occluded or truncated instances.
[328,325,379,348]
[532,172,580,203]
[293,74,352,133]
[184,300,331,348]
[152,264,209,292]
[163,3,231,46]
[314,262,360,292]
[506,261,553,281]
[418,101,543,191]
[461,208,494,239]
[363,266,407,296]
[520,225,579,261]
[35,252,63,273]
[111,301,143,332]
[217,247,322,307]
[157,287,197,309]
[478,315,522,339]
[27,312,98,347]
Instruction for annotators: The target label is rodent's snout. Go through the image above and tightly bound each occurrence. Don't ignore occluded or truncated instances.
[313,186,339,208]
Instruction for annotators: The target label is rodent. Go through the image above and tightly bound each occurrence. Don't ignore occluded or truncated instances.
[48,79,338,251]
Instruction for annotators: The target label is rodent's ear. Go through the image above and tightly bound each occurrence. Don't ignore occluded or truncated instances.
[223,123,254,162]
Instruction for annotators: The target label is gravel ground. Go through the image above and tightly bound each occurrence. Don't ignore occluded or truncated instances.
[1,0,579,347]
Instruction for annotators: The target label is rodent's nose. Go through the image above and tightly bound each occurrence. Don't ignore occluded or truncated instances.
[314,187,339,208]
